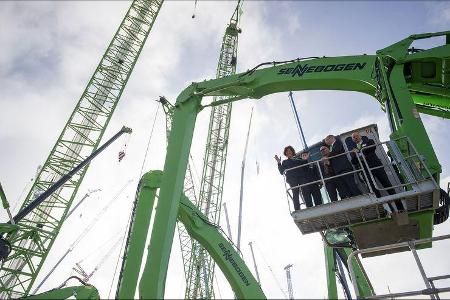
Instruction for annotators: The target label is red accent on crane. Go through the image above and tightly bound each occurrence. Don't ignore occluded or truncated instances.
[118,151,126,162]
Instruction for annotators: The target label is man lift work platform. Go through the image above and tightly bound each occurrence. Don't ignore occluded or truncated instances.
[288,124,445,256]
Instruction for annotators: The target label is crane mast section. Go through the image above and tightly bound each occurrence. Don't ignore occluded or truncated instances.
[184,5,242,298]
[0,0,163,298]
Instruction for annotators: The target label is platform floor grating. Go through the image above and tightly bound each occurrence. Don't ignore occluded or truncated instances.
[292,183,438,234]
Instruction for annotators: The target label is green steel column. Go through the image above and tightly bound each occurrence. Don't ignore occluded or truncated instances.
[23,285,100,300]
[178,194,265,299]
[139,92,201,299]
[337,248,374,298]
[117,171,162,299]
[324,245,338,299]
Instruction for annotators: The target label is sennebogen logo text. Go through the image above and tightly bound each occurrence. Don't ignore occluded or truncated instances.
[278,62,367,77]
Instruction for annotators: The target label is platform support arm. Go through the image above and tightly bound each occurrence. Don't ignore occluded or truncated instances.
[337,248,374,298]
[23,285,100,300]
[324,245,338,299]
[177,194,266,299]
[138,90,202,299]
[116,170,162,299]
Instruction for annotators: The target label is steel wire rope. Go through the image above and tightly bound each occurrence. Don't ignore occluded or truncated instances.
[77,234,118,265]
[31,181,132,294]
[240,56,321,77]
[138,104,160,179]
[76,235,124,284]
[253,241,289,299]
[108,103,160,298]
[213,273,223,299]
[11,177,34,215]
[189,153,202,190]
[107,205,134,299]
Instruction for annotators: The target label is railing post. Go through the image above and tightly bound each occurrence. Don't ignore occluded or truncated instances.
[408,241,436,300]
[316,160,331,203]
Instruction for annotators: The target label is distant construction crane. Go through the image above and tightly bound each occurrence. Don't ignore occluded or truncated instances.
[237,108,253,251]
[160,1,243,298]
[73,236,123,283]
[31,180,132,294]
[284,264,294,300]
[0,1,163,298]
[248,241,261,285]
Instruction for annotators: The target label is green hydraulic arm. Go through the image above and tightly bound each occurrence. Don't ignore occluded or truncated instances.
[159,96,202,294]
[0,0,163,298]
[24,284,100,300]
[116,170,264,299]
[140,30,449,298]
[324,245,374,299]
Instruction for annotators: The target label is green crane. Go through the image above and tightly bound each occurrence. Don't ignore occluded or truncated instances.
[160,2,243,298]
[2,27,450,299]
[0,0,163,297]
[133,30,450,298]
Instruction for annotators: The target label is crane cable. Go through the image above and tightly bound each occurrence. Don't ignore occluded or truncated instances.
[118,133,131,162]
[108,103,160,298]
[192,0,198,18]
[77,234,118,264]
[74,235,124,283]
[107,205,134,299]
[254,242,289,299]
[32,180,132,294]
[138,104,160,178]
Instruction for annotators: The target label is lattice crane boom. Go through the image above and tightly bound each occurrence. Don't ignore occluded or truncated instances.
[159,1,243,297]
[0,1,163,297]
[185,2,243,298]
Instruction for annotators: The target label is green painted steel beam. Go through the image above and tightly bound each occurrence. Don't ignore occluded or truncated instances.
[178,194,265,299]
[336,248,374,298]
[140,93,202,298]
[324,245,338,299]
[116,170,162,299]
[24,285,100,300]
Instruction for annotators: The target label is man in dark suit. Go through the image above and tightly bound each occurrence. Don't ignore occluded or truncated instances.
[298,151,323,208]
[324,135,361,198]
[319,146,341,202]
[275,146,304,210]
[349,131,396,198]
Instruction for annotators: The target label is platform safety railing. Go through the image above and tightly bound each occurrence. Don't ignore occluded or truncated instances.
[347,233,450,299]
[282,136,437,211]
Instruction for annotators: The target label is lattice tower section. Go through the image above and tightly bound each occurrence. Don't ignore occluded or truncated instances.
[184,3,242,298]
[0,1,163,297]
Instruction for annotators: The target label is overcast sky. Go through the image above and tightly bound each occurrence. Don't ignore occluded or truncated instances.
[1,1,450,299]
